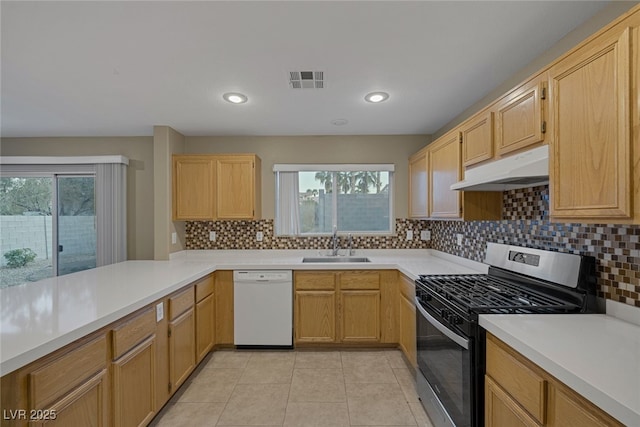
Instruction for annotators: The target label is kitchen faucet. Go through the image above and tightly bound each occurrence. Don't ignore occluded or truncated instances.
[332,226,340,256]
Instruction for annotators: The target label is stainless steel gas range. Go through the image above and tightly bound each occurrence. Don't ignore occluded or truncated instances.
[414,243,598,427]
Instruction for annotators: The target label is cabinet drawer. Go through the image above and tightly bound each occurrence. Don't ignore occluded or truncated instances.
[295,271,336,290]
[30,335,107,409]
[195,275,214,302]
[339,271,380,290]
[486,334,547,424]
[112,308,156,359]
[170,287,195,320]
[399,274,415,301]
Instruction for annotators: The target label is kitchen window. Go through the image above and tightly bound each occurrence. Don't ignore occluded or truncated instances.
[274,164,394,235]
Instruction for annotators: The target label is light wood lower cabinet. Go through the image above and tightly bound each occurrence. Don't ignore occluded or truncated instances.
[195,275,215,363]
[112,336,156,427]
[485,333,623,427]
[340,290,380,343]
[294,271,392,345]
[295,290,337,343]
[398,275,416,367]
[214,270,234,345]
[167,287,196,393]
[28,336,109,427]
[485,376,542,427]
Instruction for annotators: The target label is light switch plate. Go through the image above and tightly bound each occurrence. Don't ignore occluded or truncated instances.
[171,232,177,244]
[209,231,216,241]
[420,230,431,241]
[256,231,263,242]
[156,302,164,322]
[456,233,464,246]
[406,230,413,240]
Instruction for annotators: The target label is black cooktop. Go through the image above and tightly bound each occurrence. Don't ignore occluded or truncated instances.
[416,273,583,315]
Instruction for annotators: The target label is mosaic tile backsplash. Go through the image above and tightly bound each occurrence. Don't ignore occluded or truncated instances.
[431,186,640,308]
[185,185,640,307]
[186,218,432,251]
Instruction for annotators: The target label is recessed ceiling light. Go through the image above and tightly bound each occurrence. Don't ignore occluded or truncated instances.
[223,92,248,104]
[364,91,389,103]
[331,119,348,126]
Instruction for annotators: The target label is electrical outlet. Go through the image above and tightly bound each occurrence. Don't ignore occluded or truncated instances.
[456,233,464,246]
[256,231,263,242]
[209,231,216,241]
[156,302,164,322]
[171,232,177,244]
[406,230,414,240]
[420,230,431,241]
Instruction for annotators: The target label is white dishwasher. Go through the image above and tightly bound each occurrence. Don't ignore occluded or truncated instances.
[233,270,293,348]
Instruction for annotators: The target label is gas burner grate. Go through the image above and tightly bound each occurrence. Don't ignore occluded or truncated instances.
[416,274,581,314]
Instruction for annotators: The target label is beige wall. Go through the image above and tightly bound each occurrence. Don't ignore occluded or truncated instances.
[0,137,155,260]
[185,135,429,219]
[153,126,185,260]
[433,1,639,140]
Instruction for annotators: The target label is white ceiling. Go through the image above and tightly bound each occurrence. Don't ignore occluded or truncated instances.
[1,1,611,138]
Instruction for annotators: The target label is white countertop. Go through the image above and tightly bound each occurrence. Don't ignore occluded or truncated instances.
[0,249,484,376]
[480,313,640,427]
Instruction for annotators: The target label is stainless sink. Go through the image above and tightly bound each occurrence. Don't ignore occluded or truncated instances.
[302,256,371,263]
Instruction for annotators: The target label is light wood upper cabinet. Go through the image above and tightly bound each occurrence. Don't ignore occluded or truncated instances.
[548,26,633,221]
[172,156,216,221]
[409,131,501,221]
[172,154,262,221]
[216,155,261,219]
[495,74,547,157]
[462,110,494,167]
[408,148,429,218]
[429,130,462,218]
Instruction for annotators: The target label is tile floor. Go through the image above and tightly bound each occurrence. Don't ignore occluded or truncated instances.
[150,349,434,427]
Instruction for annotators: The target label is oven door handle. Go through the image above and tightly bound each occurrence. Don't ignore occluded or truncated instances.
[415,297,470,350]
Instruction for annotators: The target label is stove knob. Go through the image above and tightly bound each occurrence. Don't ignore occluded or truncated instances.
[440,309,449,320]
[452,315,462,325]
[425,293,432,301]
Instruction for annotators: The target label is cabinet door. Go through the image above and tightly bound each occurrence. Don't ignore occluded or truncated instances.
[195,293,215,363]
[485,376,542,427]
[216,156,256,219]
[32,370,108,427]
[495,75,547,156]
[408,148,429,218]
[215,270,234,345]
[462,111,494,166]
[169,308,195,392]
[112,336,156,427]
[172,156,216,220]
[547,384,623,427]
[429,131,462,218]
[340,290,380,343]
[294,290,336,343]
[399,294,416,367]
[549,27,632,220]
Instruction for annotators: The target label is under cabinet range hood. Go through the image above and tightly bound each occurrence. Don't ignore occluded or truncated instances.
[450,145,549,191]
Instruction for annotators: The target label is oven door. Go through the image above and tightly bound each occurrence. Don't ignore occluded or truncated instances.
[415,297,473,427]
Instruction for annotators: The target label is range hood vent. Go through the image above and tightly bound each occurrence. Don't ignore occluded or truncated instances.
[450,145,549,191]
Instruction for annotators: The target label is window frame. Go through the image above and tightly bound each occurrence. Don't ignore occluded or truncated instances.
[274,164,395,236]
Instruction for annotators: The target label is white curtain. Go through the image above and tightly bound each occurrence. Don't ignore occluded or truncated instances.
[95,162,127,266]
[275,171,300,236]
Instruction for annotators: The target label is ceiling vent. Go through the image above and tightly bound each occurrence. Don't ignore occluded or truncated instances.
[289,71,324,89]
